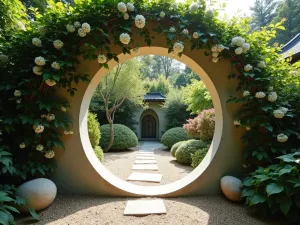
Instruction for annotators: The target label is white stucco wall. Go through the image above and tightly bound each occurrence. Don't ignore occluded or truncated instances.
[133,102,167,140]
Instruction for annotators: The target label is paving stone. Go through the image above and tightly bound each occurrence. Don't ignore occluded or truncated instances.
[124,200,166,216]
[127,172,163,183]
[136,156,156,160]
[132,164,158,171]
[134,160,157,164]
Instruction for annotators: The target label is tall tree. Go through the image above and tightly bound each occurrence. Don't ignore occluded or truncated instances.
[96,59,146,151]
[250,0,278,31]
[271,0,300,44]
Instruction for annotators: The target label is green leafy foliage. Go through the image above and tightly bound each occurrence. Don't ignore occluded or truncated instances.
[191,147,209,168]
[93,146,104,162]
[170,141,187,157]
[161,127,188,149]
[100,124,137,151]
[175,140,207,165]
[87,112,101,149]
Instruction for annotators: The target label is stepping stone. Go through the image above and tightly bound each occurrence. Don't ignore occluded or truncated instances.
[136,156,155,160]
[124,200,167,216]
[137,152,154,155]
[139,150,154,152]
[137,153,154,156]
[132,164,158,171]
[127,172,163,183]
[134,160,157,164]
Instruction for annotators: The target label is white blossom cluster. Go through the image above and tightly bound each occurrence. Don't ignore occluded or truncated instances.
[16,99,21,104]
[244,64,252,72]
[19,143,26,149]
[14,90,21,97]
[36,144,44,151]
[243,90,250,97]
[193,32,199,39]
[169,27,176,33]
[53,40,64,50]
[33,66,43,75]
[273,107,288,119]
[255,91,266,99]
[61,106,67,112]
[268,92,277,102]
[51,61,60,70]
[45,79,57,87]
[189,2,199,12]
[33,124,44,134]
[206,9,214,17]
[32,38,42,47]
[78,22,91,37]
[120,33,131,45]
[118,2,135,21]
[231,36,250,55]
[135,15,146,29]
[44,150,55,159]
[182,29,189,35]
[34,56,46,66]
[234,120,241,126]
[246,126,251,131]
[123,13,129,20]
[117,2,127,13]
[46,114,55,121]
[277,133,288,143]
[257,61,266,69]
[64,130,74,135]
[173,41,184,54]
[211,44,225,63]
[127,3,135,11]
[66,24,75,33]
[98,54,107,64]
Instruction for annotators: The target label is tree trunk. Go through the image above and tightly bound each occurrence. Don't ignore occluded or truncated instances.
[104,121,114,152]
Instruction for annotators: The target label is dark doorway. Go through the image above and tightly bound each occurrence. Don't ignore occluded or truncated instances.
[142,115,156,138]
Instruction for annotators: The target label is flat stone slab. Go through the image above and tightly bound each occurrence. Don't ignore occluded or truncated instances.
[127,172,163,183]
[132,164,158,171]
[137,152,154,155]
[136,156,156,160]
[134,160,157,164]
[124,200,166,216]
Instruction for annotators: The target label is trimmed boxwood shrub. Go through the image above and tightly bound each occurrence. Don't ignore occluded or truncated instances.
[161,127,188,148]
[94,146,104,162]
[171,141,187,157]
[100,124,138,151]
[88,112,101,149]
[175,140,207,165]
[191,147,209,168]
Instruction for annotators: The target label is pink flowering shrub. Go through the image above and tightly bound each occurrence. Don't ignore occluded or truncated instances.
[183,108,215,142]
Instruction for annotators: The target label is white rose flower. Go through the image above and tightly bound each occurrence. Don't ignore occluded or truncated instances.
[235,47,243,55]
[44,150,55,159]
[61,106,67,112]
[0,54,8,64]
[234,120,241,126]
[74,21,81,28]
[117,2,127,13]
[82,22,91,33]
[53,40,64,50]
[98,54,107,64]
[66,24,75,32]
[51,62,60,70]
[182,29,189,35]
[268,86,274,91]
[19,143,26,149]
[255,91,266,99]
[32,38,42,47]
[36,144,44,151]
[279,107,288,114]
[133,47,140,54]
[257,61,266,69]
[211,45,218,52]
[268,92,277,102]
[123,13,129,20]
[33,124,44,134]
[34,56,46,66]
[193,32,199,39]
[212,57,219,63]
[33,66,43,75]
[45,79,56,87]
[217,44,225,52]
[14,90,21,97]
[206,9,214,17]
[135,15,146,29]
[242,43,250,53]
[246,126,251,131]
[173,41,184,54]
[160,11,165,18]
[127,3,134,11]
[231,36,245,47]
[244,64,253,72]
[273,109,285,119]
[16,99,22,104]
[212,52,219,58]
[277,133,288,143]
[169,27,176,33]
[189,2,199,12]
[46,114,55,121]
[68,130,74,135]
[64,130,69,135]
[16,21,26,31]
[119,33,131,45]
[78,28,86,37]
[243,90,250,97]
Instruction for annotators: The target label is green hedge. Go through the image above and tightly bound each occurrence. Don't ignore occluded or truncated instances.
[94,146,104,162]
[100,124,138,151]
[88,112,101,149]
[191,147,208,168]
[171,141,187,157]
[175,140,207,165]
[161,127,188,148]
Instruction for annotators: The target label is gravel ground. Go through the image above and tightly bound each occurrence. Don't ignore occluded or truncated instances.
[103,142,193,186]
[16,194,279,225]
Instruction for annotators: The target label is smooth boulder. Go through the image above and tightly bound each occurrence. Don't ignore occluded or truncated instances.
[220,176,242,202]
[16,178,57,212]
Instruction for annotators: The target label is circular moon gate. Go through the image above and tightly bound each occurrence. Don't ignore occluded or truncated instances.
[53,25,244,197]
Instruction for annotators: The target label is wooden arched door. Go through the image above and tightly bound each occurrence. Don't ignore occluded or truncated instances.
[142,115,156,138]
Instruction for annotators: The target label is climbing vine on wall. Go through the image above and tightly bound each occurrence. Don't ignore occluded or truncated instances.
[0,0,300,222]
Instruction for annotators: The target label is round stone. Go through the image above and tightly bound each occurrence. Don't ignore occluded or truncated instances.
[220,176,242,202]
[16,178,57,212]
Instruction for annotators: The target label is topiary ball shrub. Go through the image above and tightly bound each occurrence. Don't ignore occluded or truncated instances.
[94,146,104,162]
[88,112,101,149]
[175,140,207,165]
[191,147,209,168]
[100,124,138,151]
[183,108,215,142]
[161,127,188,148]
[171,141,187,157]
